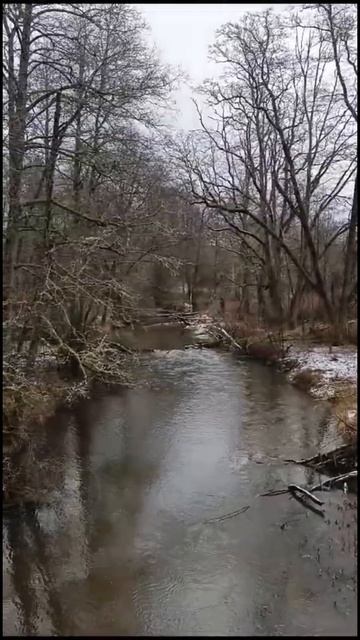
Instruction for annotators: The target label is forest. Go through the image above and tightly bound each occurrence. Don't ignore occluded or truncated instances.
[3,2,357,417]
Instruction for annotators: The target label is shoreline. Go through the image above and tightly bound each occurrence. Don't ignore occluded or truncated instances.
[284,343,357,434]
[190,315,357,439]
[4,321,357,444]
[3,319,357,505]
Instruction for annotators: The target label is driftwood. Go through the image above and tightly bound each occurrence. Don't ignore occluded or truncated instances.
[261,469,356,507]
[284,442,356,473]
[261,485,326,517]
[288,484,324,505]
[260,488,289,497]
[205,504,250,524]
[215,327,244,352]
[311,470,357,492]
[289,492,325,517]
[261,484,324,504]
[207,471,356,526]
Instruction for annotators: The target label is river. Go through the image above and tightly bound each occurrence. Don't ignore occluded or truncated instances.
[3,339,357,636]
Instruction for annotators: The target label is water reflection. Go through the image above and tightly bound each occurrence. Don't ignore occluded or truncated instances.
[3,348,357,636]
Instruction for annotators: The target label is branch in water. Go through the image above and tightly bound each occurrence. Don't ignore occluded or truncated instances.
[261,485,324,505]
[205,505,250,523]
[288,484,324,505]
[311,470,357,492]
[284,443,356,469]
[289,492,325,518]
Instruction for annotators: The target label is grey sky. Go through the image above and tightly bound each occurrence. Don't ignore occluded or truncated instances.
[135,3,355,201]
[136,3,287,130]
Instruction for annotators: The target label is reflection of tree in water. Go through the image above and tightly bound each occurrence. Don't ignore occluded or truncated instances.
[240,360,330,458]
[3,353,356,635]
[5,511,37,635]
[4,505,66,635]
[5,408,71,508]
[4,407,90,635]
[53,386,181,634]
[246,504,311,635]
[79,384,181,539]
[3,411,74,634]
[4,381,187,635]
[240,362,297,454]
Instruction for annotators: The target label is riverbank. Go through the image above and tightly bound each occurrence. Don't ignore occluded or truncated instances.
[4,342,136,441]
[286,344,357,398]
[3,347,134,505]
[285,344,357,435]
[191,315,357,439]
[3,317,357,505]
[4,352,94,451]
[4,318,357,441]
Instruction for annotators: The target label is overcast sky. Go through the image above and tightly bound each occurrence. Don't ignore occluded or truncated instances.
[136,3,288,130]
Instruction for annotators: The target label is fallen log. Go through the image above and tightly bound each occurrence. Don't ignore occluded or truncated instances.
[288,484,324,505]
[289,492,325,517]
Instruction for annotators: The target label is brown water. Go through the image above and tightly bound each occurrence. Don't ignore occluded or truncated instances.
[3,346,357,636]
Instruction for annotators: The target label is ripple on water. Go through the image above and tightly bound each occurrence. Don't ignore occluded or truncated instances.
[2,347,356,637]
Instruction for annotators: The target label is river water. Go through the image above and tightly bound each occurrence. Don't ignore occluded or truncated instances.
[3,343,357,636]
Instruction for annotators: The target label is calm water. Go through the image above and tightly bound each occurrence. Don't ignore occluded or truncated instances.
[3,346,357,636]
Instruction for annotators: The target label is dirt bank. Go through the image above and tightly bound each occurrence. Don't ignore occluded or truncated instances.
[284,344,357,438]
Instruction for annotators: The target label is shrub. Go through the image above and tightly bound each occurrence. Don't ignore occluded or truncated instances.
[292,368,322,392]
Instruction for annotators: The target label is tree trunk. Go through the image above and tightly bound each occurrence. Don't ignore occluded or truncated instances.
[4,4,33,324]
[336,171,358,341]
[73,25,87,212]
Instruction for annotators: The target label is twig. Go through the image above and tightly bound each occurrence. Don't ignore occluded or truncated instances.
[205,505,250,523]
[260,488,289,497]
[41,315,88,381]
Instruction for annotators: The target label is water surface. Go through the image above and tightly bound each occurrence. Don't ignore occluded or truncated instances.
[3,347,357,636]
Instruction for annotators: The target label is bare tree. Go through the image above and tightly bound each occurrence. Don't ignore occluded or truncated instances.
[174,7,356,336]
[3,2,179,371]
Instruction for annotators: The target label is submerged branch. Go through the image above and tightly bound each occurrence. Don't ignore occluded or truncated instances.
[284,443,356,473]
[289,492,325,518]
[311,470,357,493]
[288,484,324,505]
[205,504,250,523]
